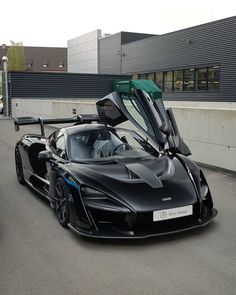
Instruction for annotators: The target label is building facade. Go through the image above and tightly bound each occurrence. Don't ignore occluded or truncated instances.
[67,30,156,74]
[67,30,101,74]
[0,44,67,96]
[120,16,236,102]
[67,16,236,102]
[99,31,156,75]
[0,44,67,73]
[23,46,67,72]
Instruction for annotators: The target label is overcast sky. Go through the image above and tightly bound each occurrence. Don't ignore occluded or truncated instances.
[1,0,235,47]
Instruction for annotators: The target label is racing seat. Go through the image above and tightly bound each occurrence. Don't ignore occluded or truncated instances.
[92,130,116,158]
[70,137,92,160]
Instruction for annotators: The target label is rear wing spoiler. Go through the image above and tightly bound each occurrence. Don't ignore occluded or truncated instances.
[14,115,100,136]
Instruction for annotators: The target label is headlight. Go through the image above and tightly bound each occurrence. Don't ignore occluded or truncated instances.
[199,172,210,199]
[81,186,107,199]
[200,184,209,199]
[81,185,130,213]
[199,172,213,210]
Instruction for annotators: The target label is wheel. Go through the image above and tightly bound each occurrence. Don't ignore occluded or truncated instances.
[112,143,132,155]
[54,178,70,227]
[15,147,26,185]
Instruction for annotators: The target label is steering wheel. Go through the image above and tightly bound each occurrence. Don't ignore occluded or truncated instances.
[112,143,132,155]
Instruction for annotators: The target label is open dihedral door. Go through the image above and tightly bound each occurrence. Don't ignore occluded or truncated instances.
[96,79,191,156]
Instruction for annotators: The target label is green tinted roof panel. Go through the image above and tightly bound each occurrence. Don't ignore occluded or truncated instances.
[114,79,162,99]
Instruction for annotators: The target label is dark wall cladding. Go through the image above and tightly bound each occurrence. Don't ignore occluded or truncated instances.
[9,72,131,99]
[121,16,236,102]
[121,32,157,45]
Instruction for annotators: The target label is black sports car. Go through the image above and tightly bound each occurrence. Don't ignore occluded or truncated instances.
[14,80,217,238]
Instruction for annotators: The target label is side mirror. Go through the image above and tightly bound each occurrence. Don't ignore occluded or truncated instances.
[160,121,171,136]
[38,150,52,161]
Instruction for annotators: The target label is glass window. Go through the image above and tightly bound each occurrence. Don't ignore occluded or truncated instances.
[70,131,94,160]
[135,65,219,92]
[139,73,146,79]
[196,68,207,91]
[184,68,195,91]
[48,130,59,150]
[49,130,66,159]
[164,71,173,91]
[26,59,33,69]
[155,72,163,89]
[121,94,156,142]
[173,70,183,91]
[42,60,48,68]
[116,130,158,156]
[55,135,66,159]
[208,66,219,91]
[69,128,157,162]
[147,73,155,81]
[58,61,64,68]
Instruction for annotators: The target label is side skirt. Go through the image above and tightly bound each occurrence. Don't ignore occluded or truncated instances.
[25,178,50,201]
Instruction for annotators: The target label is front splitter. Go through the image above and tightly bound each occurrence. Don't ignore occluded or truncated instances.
[68,208,218,240]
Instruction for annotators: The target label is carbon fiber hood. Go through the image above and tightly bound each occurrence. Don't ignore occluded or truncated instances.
[65,156,198,212]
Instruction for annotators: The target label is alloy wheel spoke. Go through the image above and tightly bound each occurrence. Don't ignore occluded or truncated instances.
[55,181,68,222]
[61,207,66,221]
[55,186,63,198]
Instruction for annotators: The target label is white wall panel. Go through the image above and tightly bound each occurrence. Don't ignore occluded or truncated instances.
[67,30,101,73]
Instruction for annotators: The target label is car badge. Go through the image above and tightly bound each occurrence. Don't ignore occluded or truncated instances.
[162,197,172,201]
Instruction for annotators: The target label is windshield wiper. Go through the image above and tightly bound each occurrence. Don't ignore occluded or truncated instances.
[95,159,120,165]
[71,160,89,164]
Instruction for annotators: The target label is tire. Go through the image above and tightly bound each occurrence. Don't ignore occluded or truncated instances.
[54,178,70,227]
[15,147,26,185]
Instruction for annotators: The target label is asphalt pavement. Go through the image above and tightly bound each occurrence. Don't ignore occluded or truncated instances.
[0,118,236,295]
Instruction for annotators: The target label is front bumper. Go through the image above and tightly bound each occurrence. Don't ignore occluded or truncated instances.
[68,208,218,239]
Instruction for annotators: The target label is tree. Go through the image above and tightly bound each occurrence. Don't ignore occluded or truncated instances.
[7,41,25,71]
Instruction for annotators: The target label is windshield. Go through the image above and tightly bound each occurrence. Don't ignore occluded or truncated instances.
[69,127,158,163]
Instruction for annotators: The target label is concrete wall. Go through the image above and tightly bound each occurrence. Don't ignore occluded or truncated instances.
[164,101,236,171]
[12,98,98,119]
[67,30,101,73]
[12,98,236,172]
